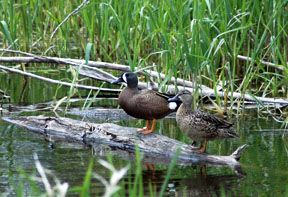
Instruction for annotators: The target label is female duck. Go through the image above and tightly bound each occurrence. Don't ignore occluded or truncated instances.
[168,90,238,153]
[111,72,179,134]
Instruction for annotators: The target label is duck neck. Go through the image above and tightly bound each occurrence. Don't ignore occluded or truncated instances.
[127,83,138,89]
[182,102,194,111]
[125,85,139,94]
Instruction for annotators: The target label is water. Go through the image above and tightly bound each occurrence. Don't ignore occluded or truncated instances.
[0,70,288,196]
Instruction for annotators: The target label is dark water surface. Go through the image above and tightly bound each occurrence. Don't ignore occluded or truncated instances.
[0,71,288,196]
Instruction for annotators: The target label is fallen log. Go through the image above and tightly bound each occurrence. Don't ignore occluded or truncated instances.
[2,116,248,167]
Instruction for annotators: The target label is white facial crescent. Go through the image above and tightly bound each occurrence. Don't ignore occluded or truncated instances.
[123,73,128,83]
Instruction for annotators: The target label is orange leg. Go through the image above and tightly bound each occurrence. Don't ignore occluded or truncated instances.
[145,163,156,182]
[145,163,155,171]
[142,119,156,134]
[137,120,150,132]
[197,138,207,153]
[199,165,207,176]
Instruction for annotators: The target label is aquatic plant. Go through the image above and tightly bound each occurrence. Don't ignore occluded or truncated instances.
[1,0,287,103]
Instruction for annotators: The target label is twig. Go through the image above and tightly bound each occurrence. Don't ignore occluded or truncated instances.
[0,64,120,93]
[0,49,47,60]
[237,55,285,72]
[0,49,196,88]
[50,0,90,39]
[0,49,81,65]
[0,49,118,82]
[0,89,10,98]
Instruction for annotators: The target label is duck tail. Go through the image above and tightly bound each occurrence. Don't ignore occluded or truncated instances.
[220,128,239,138]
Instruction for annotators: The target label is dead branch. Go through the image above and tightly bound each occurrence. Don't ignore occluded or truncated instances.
[50,0,90,39]
[2,116,248,166]
[237,55,285,72]
[0,64,120,93]
[0,49,194,87]
[1,50,288,105]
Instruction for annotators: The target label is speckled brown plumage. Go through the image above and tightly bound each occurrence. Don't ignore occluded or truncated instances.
[168,90,238,153]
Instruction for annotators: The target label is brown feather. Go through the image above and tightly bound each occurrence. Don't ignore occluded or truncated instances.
[173,90,239,142]
[118,87,172,120]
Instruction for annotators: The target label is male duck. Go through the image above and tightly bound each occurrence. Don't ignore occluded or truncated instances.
[111,72,179,134]
[168,90,238,153]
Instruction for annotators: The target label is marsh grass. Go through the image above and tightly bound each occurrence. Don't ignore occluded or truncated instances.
[1,0,287,113]
[64,43,93,112]
[2,1,288,195]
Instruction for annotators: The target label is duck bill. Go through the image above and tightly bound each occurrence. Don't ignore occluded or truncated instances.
[168,94,180,102]
[111,77,124,84]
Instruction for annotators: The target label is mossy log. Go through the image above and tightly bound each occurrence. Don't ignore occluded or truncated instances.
[2,115,248,167]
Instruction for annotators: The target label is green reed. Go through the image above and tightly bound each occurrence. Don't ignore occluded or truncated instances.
[1,0,288,111]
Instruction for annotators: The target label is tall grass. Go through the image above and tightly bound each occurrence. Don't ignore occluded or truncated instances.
[1,0,288,109]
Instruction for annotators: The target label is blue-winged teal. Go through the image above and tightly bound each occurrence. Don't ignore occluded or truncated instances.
[111,72,179,134]
[168,90,238,153]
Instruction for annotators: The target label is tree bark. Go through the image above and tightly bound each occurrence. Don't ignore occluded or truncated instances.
[2,115,248,167]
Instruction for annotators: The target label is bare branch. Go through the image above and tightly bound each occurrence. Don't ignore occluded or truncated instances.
[237,55,285,72]
[0,64,120,93]
[50,0,90,39]
[1,49,288,105]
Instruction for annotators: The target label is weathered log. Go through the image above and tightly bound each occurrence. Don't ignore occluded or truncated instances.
[2,116,248,167]
[68,108,176,120]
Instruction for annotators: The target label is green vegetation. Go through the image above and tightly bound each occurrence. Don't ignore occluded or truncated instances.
[1,0,288,195]
[1,0,287,104]
[13,146,181,196]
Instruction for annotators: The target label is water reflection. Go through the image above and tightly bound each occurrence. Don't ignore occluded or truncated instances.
[90,141,247,196]
[116,165,245,196]
[1,72,288,195]
[168,172,243,196]
[1,101,288,195]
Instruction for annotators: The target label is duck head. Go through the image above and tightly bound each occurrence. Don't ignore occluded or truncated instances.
[111,72,138,88]
[168,90,192,105]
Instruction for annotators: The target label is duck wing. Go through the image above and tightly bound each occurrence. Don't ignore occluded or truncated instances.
[153,90,182,110]
[153,90,172,100]
[192,110,238,139]
[194,110,233,129]
[132,89,173,119]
